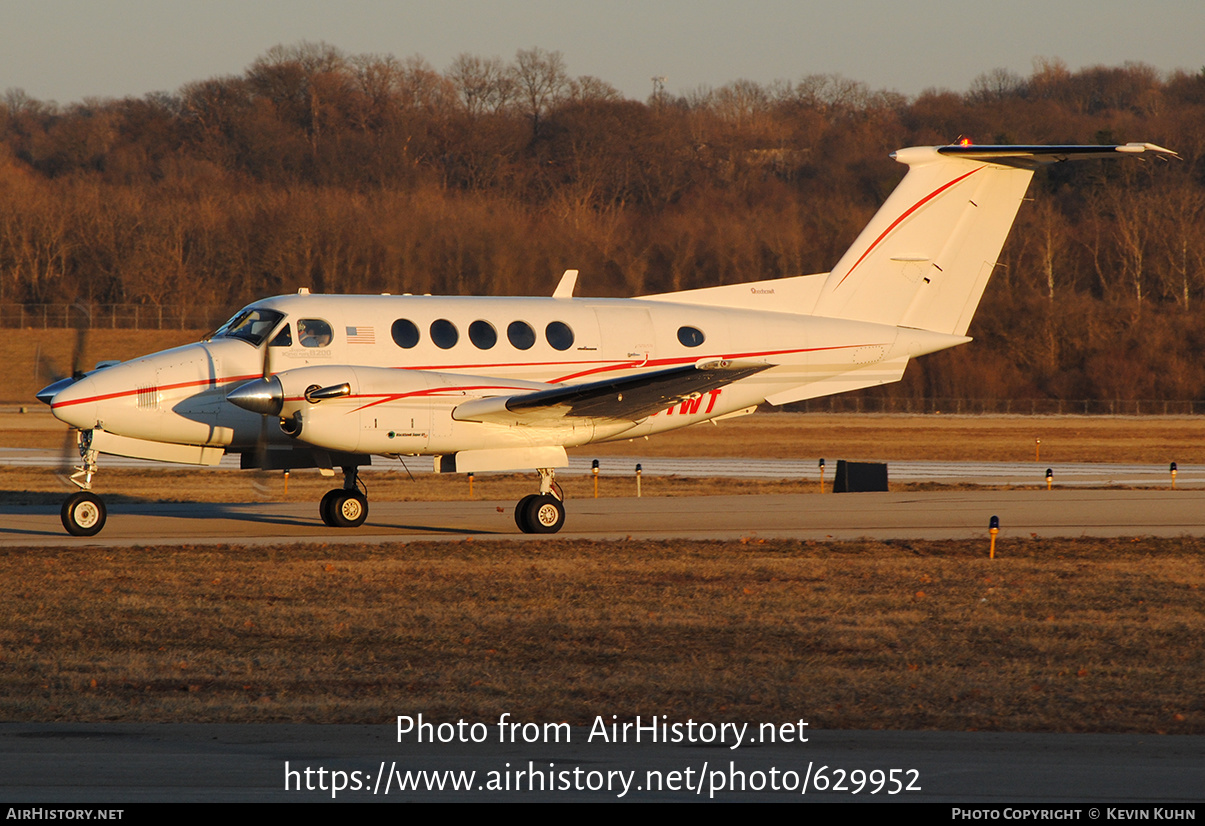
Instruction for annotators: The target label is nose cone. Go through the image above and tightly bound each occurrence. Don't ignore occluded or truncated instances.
[227,376,283,416]
[46,374,101,430]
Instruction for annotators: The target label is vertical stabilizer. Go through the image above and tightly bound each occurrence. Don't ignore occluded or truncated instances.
[811,143,1176,335]
[813,146,1032,335]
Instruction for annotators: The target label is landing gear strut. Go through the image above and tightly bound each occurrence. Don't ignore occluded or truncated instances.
[61,429,107,536]
[320,465,368,528]
[515,468,565,534]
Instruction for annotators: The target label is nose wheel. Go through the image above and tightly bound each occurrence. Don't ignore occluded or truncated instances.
[62,491,107,537]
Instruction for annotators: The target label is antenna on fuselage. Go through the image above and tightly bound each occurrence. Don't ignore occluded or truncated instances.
[552,269,578,299]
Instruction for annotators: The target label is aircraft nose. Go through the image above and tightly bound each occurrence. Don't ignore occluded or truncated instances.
[227,376,284,416]
[46,374,101,430]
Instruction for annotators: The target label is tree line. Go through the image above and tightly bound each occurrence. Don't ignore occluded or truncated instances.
[1,44,1204,403]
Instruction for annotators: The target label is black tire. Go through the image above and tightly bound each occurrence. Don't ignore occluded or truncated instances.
[61,491,107,537]
[525,494,565,534]
[319,489,341,527]
[329,490,368,528]
[514,494,539,532]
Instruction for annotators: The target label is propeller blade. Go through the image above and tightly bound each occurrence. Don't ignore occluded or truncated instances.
[34,343,66,385]
[55,427,79,487]
[251,329,276,495]
[69,301,91,379]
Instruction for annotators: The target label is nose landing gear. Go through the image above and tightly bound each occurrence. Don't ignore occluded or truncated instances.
[61,429,107,536]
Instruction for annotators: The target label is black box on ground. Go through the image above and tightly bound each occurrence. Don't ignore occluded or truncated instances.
[832,460,888,493]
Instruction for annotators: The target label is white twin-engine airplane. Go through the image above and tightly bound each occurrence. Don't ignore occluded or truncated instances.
[38,142,1175,536]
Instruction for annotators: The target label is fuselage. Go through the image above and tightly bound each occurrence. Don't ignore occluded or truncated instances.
[45,291,959,461]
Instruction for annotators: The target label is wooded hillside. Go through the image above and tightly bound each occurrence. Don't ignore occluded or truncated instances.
[2,45,1203,404]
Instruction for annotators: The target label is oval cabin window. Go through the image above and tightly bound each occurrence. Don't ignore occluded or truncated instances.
[469,320,497,349]
[507,321,536,350]
[391,319,420,349]
[677,326,705,347]
[430,319,459,349]
[545,321,574,351]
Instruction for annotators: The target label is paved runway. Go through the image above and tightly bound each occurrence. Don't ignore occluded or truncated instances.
[5,488,1205,548]
[4,447,1203,486]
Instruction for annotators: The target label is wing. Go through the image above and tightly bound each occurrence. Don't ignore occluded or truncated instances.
[452,359,770,426]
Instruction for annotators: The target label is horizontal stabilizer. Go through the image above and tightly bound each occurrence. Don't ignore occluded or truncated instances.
[936,142,1178,168]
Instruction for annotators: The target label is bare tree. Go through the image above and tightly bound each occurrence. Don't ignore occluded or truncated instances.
[447,54,515,115]
[567,75,622,104]
[1156,178,1205,309]
[967,68,1026,104]
[245,42,348,152]
[510,47,568,138]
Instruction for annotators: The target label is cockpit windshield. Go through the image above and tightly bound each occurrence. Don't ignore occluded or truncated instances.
[211,308,286,346]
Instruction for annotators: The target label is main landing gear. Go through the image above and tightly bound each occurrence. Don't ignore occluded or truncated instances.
[61,429,107,536]
[319,465,368,528]
[514,468,566,534]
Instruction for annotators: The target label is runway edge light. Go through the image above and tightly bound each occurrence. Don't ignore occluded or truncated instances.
[989,515,999,559]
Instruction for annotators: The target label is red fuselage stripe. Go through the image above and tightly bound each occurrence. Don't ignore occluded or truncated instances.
[49,342,888,412]
[50,373,262,410]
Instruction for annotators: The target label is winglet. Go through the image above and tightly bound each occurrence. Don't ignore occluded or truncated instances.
[552,269,578,299]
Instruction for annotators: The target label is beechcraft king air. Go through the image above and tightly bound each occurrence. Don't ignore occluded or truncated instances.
[38,142,1176,536]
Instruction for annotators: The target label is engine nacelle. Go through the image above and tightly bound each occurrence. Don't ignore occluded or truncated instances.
[233,365,553,455]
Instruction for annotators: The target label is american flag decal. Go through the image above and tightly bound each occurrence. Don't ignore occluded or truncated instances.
[346,326,375,344]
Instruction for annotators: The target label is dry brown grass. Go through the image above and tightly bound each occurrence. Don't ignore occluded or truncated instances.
[1,536,1200,733]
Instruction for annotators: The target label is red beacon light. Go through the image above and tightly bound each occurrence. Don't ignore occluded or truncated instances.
[959,137,973,146]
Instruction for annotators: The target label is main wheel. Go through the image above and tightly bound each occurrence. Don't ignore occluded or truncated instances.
[514,494,539,532]
[329,490,368,528]
[319,489,341,527]
[524,494,565,534]
[61,491,107,537]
